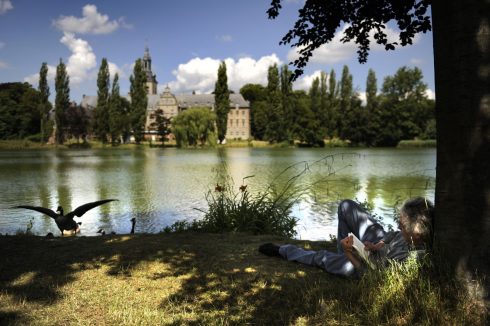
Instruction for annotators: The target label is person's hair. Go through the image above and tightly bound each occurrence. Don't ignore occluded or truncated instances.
[400,197,434,242]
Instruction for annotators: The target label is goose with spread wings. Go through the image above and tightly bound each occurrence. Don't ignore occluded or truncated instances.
[14,199,118,235]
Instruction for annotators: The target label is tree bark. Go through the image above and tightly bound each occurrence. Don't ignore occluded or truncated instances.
[432,0,490,300]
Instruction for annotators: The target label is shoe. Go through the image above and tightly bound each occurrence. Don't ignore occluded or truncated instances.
[258,243,280,257]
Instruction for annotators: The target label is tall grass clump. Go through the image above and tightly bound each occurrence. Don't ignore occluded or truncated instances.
[164,154,359,237]
[164,161,318,237]
[164,175,300,238]
[362,255,486,325]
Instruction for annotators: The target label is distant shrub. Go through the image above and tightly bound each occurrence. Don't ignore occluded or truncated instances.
[25,133,43,143]
[397,139,436,148]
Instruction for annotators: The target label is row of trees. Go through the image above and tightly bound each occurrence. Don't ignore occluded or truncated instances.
[1,60,433,148]
[72,58,149,144]
[26,58,150,145]
[241,64,435,146]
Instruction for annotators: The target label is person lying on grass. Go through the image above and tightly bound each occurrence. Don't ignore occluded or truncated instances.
[259,197,434,277]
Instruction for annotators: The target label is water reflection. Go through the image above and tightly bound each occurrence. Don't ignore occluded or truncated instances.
[0,148,435,240]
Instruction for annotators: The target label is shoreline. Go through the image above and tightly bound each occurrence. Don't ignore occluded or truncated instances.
[0,139,436,150]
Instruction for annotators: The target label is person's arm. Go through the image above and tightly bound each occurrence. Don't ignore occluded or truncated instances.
[340,235,362,269]
[364,240,385,252]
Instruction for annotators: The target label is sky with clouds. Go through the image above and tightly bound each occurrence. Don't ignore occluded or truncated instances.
[0,0,435,102]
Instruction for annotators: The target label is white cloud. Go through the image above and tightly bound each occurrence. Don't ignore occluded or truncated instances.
[216,35,232,42]
[108,61,125,80]
[0,60,8,69]
[60,32,97,84]
[292,70,323,91]
[410,58,424,65]
[288,24,421,65]
[24,64,57,86]
[167,54,282,94]
[358,91,367,105]
[53,4,128,34]
[0,0,13,14]
[425,88,435,100]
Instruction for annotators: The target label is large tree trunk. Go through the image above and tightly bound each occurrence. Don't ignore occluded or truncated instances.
[432,0,489,300]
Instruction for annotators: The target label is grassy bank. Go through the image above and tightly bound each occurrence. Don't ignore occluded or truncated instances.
[0,233,485,325]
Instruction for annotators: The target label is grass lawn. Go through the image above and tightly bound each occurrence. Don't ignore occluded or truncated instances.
[0,233,486,325]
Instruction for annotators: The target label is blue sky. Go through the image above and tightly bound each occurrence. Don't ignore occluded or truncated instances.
[0,0,435,102]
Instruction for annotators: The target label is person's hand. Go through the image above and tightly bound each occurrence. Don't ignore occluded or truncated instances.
[364,240,385,251]
[341,235,362,269]
[340,235,354,253]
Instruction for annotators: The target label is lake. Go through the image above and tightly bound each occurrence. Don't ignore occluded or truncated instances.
[0,147,435,240]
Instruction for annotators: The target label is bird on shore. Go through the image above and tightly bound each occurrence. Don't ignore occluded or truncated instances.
[130,218,136,234]
[97,228,116,235]
[14,199,118,236]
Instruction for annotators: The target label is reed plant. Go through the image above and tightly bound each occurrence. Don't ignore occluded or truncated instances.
[165,165,304,237]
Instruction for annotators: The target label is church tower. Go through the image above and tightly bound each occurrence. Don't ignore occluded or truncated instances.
[142,46,158,95]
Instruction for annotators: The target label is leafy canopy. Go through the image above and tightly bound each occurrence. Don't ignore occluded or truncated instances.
[267,0,432,80]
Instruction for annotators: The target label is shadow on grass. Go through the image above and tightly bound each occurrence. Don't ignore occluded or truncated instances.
[0,233,361,324]
[2,233,479,325]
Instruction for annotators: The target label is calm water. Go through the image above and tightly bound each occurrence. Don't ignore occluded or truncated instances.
[0,147,435,240]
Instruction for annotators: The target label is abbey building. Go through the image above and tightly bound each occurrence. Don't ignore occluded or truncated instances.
[82,47,250,140]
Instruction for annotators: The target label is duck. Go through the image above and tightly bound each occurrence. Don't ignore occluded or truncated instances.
[130,218,136,234]
[14,199,118,236]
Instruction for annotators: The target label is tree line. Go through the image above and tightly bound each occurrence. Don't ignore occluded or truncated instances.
[241,64,435,147]
[0,58,150,145]
[0,59,434,147]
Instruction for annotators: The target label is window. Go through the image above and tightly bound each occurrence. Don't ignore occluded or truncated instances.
[242,119,245,127]
[242,110,245,116]
[236,119,239,125]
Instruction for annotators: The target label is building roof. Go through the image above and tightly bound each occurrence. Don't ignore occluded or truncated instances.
[176,93,249,109]
[81,93,249,110]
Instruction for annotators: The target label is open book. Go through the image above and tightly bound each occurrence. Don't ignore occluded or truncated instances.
[348,232,376,269]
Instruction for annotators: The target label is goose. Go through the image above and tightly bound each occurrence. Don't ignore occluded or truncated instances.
[130,218,136,234]
[14,199,117,235]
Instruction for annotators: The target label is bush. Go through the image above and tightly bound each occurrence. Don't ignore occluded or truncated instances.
[165,166,302,237]
[24,133,43,143]
[397,139,436,148]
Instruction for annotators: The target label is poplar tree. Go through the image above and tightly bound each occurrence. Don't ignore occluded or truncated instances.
[338,65,353,140]
[308,77,323,145]
[54,59,70,145]
[265,64,285,143]
[109,73,123,144]
[327,69,338,137]
[38,62,51,143]
[129,59,148,143]
[214,61,230,144]
[94,58,110,143]
[365,69,379,145]
[319,71,328,139]
[280,64,293,142]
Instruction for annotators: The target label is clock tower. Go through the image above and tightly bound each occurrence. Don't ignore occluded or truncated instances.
[142,46,158,95]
